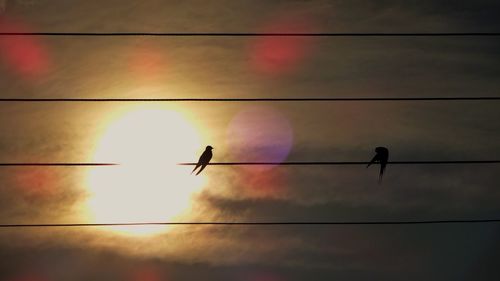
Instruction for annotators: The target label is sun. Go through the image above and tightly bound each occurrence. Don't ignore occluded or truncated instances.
[85,107,206,236]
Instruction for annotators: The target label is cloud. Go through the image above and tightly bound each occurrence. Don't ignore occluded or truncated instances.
[0,0,500,280]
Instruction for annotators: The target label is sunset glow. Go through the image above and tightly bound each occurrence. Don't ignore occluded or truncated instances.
[85,108,205,236]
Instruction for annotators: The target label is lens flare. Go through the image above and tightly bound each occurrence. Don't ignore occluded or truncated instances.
[227,105,293,167]
[249,14,317,76]
[226,106,293,196]
[127,41,168,81]
[13,167,58,199]
[0,17,50,79]
[129,266,166,281]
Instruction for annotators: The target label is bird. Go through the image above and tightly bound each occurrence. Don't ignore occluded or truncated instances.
[192,145,213,175]
[367,146,389,183]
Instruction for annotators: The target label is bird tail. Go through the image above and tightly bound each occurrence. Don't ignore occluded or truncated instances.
[195,165,207,176]
[378,163,386,184]
[191,165,200,174]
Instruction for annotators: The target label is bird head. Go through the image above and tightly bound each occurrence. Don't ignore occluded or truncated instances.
[206,145,214,150]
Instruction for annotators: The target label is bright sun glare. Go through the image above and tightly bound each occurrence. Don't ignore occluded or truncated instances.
[85,108,205,236]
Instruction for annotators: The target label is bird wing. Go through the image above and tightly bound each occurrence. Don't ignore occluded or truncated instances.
[200,151,212,163]
[367,154,380,167]
[200,150,212,164]
[194,151,212,175]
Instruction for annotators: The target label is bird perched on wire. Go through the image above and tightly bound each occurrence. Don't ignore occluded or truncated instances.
[367,146,389,183]
[192,145,213,175]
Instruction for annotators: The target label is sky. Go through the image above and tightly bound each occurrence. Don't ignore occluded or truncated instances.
[1,0,500,280]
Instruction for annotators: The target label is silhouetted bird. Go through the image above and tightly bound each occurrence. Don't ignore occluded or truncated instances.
[192,145,213,175]
[367,146,389,183]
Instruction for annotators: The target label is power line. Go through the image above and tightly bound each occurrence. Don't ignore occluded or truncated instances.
[0,161,499,166]
[1,32,500,37]
[1,219,500,228]
[0,163,117,166]
[178,161,500,166]
[1,97,500,102]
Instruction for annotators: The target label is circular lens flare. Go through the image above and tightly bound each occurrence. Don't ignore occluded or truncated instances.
[127,41,169,81]
[249,14,317,76]
[227,106,293,169]
[0,17,50,79]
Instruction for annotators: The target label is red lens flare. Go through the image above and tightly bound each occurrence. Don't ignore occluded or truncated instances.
[249,14,317,76]
[129,266,166,281]
[238,167,287,198]
[13,167,58,199]
[127,41,168,81]
[0,17,51,79]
